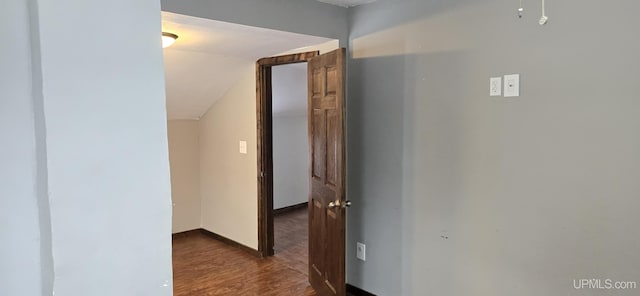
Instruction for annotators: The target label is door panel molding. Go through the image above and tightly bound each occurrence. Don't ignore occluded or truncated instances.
[308,48,347,296]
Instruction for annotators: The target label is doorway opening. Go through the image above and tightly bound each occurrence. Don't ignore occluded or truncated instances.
[163,10,341,295]
[256,48,348,296]
[256,52,319,259]
[270,63,313,274]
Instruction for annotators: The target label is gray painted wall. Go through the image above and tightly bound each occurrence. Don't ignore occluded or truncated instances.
[273,115,309,209]
[161,0,349,46]
[38,0,174,293]
[272,64,310,209]
[347,0,640,295]
[0,1,50,294]
[2,0,174,295]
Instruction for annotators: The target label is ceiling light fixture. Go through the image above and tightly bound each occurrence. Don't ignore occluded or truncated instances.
[162,32,178,48]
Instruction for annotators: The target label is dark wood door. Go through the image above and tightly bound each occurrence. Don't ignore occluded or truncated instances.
[308,48,347,296]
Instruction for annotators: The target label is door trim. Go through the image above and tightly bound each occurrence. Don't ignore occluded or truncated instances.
[256,51,319,257]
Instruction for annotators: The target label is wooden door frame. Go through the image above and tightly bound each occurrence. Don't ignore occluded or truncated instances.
[256,51,319,257]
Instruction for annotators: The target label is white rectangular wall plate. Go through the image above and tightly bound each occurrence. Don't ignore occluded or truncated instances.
[504,74,520,97]
[490,77,502,96]
[356,242,366,261]
[239,140,247,154]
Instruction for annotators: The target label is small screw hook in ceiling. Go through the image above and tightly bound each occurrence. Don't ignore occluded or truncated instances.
[518,0,524,18]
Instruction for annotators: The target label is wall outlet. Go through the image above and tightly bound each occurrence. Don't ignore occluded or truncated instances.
[356,242,366,261]
[489,77,502,96]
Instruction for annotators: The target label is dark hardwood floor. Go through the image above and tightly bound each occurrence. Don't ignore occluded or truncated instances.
[173,207,315,295]
[273,207,309,276]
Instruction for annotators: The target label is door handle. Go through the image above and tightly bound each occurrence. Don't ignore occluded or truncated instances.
[328,200,352,209]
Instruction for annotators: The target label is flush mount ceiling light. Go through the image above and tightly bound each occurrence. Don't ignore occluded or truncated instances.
[162,32,178,48]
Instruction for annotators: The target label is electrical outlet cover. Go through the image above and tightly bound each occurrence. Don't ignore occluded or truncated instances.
[490,77,502,96]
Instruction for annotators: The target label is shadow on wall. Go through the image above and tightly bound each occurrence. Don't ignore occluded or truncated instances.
[348,0,481,41]
[347,54,407,295]
[347,46,473,295]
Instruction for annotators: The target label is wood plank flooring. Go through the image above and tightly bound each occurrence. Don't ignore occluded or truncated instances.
[173,208,315,295]
[273,207,309,277]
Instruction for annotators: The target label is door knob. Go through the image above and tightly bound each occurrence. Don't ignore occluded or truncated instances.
[328,200,352,209]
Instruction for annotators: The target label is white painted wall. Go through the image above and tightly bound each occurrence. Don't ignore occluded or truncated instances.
[199,63,258,249]
[273,116,309,209]
[0,1,50,294]
[33,0,174,294]
[168,120,201,233]
[347,1,640,295]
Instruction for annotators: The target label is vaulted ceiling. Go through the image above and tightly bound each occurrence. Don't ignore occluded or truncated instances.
[161,12,333,119]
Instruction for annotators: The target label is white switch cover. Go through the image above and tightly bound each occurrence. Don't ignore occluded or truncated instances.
[356,242,366,261]
[239,141,247,154]
[504,74,520,97]
[489,77,502,96]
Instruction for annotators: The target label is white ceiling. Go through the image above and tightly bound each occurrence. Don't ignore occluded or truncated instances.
[161,12,333,119]
[314,0,376,7]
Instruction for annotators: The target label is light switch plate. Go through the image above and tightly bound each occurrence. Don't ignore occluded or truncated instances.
[490,77,502,96]
[504,74,520,97]
[239,141,247,154]
[356,242,366,261]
